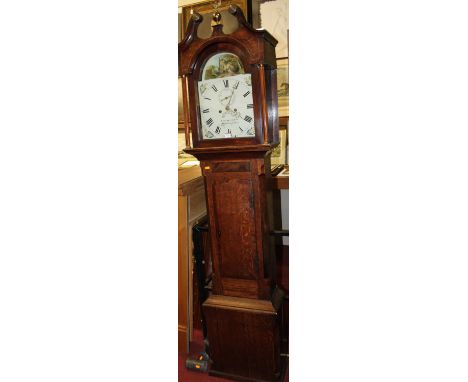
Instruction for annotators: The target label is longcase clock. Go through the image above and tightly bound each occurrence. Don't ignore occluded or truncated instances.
[179,5,286,382]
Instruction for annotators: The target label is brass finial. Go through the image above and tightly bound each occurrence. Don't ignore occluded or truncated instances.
[213,11,222,24]
[212,0,222,24]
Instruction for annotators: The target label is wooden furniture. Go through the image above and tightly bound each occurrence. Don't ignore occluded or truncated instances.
[272,165,289,190]
[179,165,288,354]
[178,166,207,353]
[179,6,285,381]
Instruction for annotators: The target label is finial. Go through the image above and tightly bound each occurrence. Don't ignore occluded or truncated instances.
[212,0,222,25]
[213,11,222,24]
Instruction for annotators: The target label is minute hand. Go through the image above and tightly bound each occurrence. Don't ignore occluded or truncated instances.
[226,89,235,109]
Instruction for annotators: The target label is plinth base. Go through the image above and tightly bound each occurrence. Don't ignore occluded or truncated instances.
[203,289,285,382]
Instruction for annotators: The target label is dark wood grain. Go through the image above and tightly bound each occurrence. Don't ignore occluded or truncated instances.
[178,6,284,381]
[203,294,283,382]
[179,5,279,150]
[214,177,257,279]
[272,176,288,190]
[199,154,274,300]
[259,64,269,144]
[181,74,191,147]
[212,161,251,172]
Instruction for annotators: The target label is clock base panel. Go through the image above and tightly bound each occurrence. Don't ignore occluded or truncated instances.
[203,292,286,382]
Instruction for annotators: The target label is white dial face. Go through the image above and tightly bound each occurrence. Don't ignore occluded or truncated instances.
[197,73,255,140]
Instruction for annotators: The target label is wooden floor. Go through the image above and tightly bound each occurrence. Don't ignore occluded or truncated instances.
[178,246,289,381]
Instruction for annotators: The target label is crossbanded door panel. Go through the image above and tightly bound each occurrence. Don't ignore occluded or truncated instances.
[203,158,269,299]
[211,176,258,281]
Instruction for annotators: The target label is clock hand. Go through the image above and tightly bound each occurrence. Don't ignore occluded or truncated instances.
[225,89,235,110]
[227,89,234,105]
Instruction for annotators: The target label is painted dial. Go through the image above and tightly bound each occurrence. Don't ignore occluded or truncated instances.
[198,73,255,139]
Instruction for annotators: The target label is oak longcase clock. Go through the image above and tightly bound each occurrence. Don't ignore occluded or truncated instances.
[179,5,286,382]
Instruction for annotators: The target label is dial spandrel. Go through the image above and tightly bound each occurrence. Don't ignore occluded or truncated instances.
[198,73,255,140]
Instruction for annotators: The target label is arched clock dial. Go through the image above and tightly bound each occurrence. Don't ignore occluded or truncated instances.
[198,73,255,139]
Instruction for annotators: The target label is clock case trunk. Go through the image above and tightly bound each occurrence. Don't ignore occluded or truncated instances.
[179,6,286,382]
[197,148,286,382]
[199,150,277,299]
